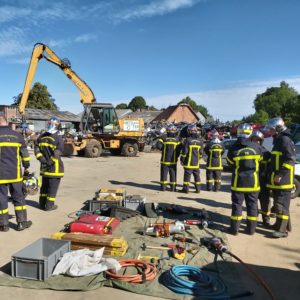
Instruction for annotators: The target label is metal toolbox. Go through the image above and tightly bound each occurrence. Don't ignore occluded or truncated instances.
[123,195,146,212]
[11,238,70,281]
[90,188,126,212]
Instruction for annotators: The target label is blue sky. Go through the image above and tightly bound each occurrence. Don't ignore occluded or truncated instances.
[1,0,300,121]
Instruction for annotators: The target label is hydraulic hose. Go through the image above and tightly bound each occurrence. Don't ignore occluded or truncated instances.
[160,265,229,299]
[105,259,157,283]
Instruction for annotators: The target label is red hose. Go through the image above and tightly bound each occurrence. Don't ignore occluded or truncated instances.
[105,259,157,283]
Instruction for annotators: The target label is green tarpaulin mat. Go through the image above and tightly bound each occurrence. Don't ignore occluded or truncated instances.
[0,211,247,299]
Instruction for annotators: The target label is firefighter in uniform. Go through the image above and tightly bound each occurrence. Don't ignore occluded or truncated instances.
[157,124,181,192]
[0,116,32,231]
[34,117,64,211]
[250,130,271,227]
[226,123,262,235]
[265,117,295,238]
[180,124,203,194]
[204,129,224,191]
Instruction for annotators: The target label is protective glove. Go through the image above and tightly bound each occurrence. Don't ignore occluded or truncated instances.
[23,169,30,177]
[38,156,47,164]
[22,161,30,169]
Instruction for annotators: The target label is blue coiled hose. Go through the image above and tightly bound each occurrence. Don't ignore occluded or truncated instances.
[160,265,229,300]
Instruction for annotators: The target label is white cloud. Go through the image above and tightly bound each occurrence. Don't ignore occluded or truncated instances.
[147,76,300,121]
[74,33,97,43]
[0,6,31,23]
[113,0,202,22]
[0,26,31,57]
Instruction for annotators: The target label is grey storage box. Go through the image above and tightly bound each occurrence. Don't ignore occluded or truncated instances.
[123,195,145,212]
[11,238,71,281]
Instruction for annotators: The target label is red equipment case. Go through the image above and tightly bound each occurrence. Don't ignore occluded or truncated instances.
[69,214,120,234]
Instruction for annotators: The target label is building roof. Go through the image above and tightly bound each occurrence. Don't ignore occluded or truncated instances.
[116,109,133,118]
[127,110,162,124]
[25,108,81,122]
[152,104,199,123]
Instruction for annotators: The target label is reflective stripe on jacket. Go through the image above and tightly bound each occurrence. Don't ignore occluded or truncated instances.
[204,142,224,170]
[157,136,181,165]
[35,132,64,178]
[266,130,295,190]
[227,139,262,192]
[0,126,30,184]
[180,137,203,169]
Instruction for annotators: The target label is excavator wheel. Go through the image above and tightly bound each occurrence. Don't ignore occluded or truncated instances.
[121,142,138,157]
[84,140,102,158]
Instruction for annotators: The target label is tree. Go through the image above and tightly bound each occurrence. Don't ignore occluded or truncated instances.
[253,81,299,123]
[128,96,147,112]
[147,105,158,111]
[197,104,211,118]
[242,110,269,124]
[13,82,58,110]
[178,96,198,112]
[116,103,128,109]
[178,96,211,117]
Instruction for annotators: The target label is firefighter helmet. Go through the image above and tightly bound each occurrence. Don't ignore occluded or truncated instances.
[265,117,286,133]
[166,124,177,133]
[237,123,252,138]
[210,129,219,139]
[23,173,40,196]
[187,124,198,135]
[47,117,60,134]
[250,130,264,144]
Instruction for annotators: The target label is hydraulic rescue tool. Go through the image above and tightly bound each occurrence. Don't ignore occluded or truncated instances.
[144,220,190,237]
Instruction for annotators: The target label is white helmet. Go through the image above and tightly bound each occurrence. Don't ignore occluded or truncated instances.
[47,117,60,134]
[23,174,40,195]
[265,117,286,133]
[237,123,253,138]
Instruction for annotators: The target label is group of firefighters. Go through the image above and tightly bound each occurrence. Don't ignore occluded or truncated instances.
[0,114,295,239]
[157,117,296,238]
[0,116,64,232]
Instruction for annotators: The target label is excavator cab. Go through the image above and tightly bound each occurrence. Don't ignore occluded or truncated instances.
[81,103,120,134]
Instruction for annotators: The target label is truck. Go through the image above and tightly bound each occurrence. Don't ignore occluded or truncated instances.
[18,43,145,157]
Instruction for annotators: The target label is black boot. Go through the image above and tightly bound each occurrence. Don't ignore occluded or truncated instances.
[17,220,32,231]
[170,185,177,192]
[180,185,189,194]
[160,185,166,192]
[0,224,9,232]
[270,219,288,238]
[246,219,257,235]
[195,184,201,194]
[44,205,58,211]
[228,219,241,235]
[206,183,212,191]
[214,183,221,192]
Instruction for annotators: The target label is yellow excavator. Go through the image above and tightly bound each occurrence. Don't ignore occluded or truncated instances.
[18,43,145,157]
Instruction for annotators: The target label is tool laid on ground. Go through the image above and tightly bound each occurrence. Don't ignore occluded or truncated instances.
[144,220,190,237]
[68,213,120,235]
[184,219,210,228]
[200,237,228,253]
[156,204,189,215]
[136,253,170,263]
[105,259,157,284]
[141,242,170,251]
[172,236,199,245]
[51,232,128,256]
[161,243,186,260]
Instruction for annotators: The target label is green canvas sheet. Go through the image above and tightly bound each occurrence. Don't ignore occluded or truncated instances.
[0,214,246,299]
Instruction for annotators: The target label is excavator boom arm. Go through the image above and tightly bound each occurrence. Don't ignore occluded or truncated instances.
[18,43,96,115]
